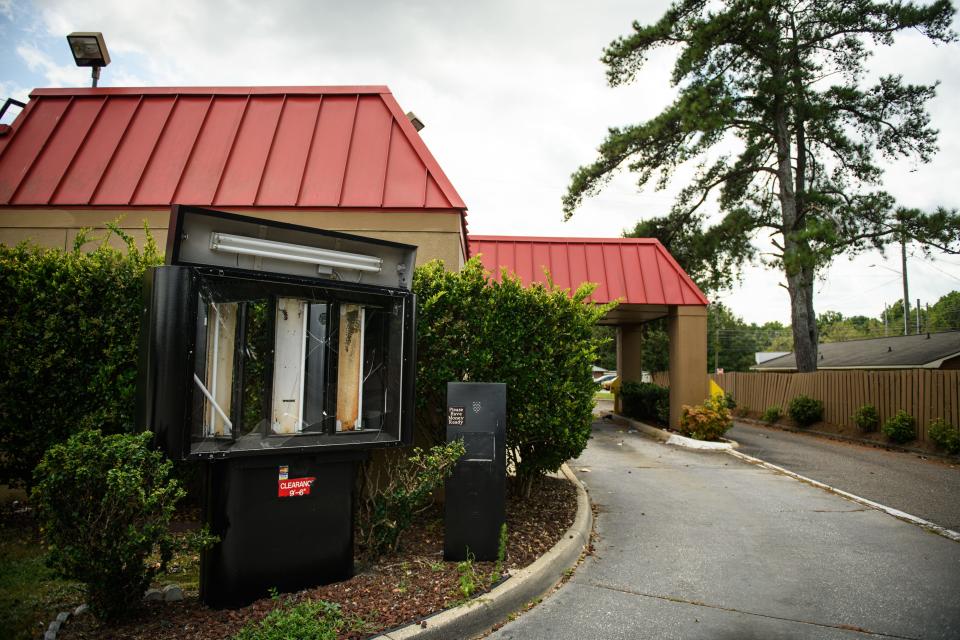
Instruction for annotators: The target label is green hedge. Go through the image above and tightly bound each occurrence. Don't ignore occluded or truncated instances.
[620,381,669,425]
[414,259,612,493]
[0,228,161,487]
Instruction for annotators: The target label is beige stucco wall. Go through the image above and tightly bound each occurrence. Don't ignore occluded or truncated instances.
[0,208,466,267]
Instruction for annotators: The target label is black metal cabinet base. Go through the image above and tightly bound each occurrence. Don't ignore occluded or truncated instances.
[200,451,367,608]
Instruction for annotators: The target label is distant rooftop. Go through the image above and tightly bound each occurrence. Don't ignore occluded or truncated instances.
[753,331,960,371]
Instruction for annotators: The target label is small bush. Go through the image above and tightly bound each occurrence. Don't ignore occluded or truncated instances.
[414,259,612,495]
[31,429,184,620]
[678,396,732,441]
[788,395,823,427]
[723,391,736,410]
[620,381,670,425]
[761,406,781,423]
[232,598,342,640]
[928,418,959,454]
[852,404,879,433]
[358,440,466,557]
[882,411,916,444]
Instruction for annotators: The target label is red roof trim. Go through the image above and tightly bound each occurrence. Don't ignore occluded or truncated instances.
[467,235,708,306]
[31,86,392,97]
[468,235,663,244]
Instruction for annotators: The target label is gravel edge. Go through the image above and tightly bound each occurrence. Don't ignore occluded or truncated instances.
[373,463,593,640]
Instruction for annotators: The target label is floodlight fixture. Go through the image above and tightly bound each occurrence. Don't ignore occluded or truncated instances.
[66,32,110,87]
[209,232,383,274]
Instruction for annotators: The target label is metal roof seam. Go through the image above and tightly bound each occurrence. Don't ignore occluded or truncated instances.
[86,95,141,205]
[253,95,287,206]
[633,244,648,302]
[128,95,178,205]
[49,96,108,204]
[377,119,395,208]
[294,95,323,206]
[171,95,214,205]
[9,97,73,204]
[335,95,361,207]
[211,94,251,205]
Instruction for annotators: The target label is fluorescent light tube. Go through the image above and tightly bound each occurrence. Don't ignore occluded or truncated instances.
[210,232,382,273]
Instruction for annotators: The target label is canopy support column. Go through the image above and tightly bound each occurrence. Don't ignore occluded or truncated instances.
[668,306,708,428]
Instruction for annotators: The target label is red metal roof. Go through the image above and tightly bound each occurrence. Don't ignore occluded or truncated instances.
[468,236,708,306]
[0,86,466,211]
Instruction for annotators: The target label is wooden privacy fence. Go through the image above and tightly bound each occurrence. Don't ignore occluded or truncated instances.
[645,370,959,444]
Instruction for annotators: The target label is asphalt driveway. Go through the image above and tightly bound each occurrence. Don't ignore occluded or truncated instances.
[490,419,960,639]
[729,421,960,531]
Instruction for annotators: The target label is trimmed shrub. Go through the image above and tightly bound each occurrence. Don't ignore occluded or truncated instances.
[928,418,959,455]
[678,396,733,441]
[0,227,161,487]
[723,391,736,410]
[233,598,343,640]
[788,395,823,427]
[414,259,612,494]
[620,381,670,425]
[31,429,184,621]
[882,410,916,444]
[852,404,879,433]
[358,441,465,557]
[761,406,781,423]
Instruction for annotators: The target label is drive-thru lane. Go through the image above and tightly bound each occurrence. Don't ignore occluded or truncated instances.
[489,419,960,640]
[729,420,960,531]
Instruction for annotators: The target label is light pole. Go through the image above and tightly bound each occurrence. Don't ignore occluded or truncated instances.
[66,32,110,88]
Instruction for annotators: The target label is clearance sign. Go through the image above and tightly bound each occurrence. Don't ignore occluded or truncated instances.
[278,465,315,498]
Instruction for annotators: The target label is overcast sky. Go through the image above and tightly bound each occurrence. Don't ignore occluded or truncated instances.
[2,0,958,326]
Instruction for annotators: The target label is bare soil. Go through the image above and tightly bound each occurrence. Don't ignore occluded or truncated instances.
[58,475,577,640]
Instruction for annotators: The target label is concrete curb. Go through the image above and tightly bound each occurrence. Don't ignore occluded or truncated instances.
[728,448,960,543]
[610,414,738,451]
[373,463,593,639]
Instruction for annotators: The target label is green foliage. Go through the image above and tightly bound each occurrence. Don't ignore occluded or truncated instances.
[620,381,669,425]
[232,598,343,640]
[0,227,162,487]
[882,411,916,444]
[456,552,479,600]
[761,406,781,423]
[489,523,509,585]
[591,325,617,371]
[678,396,732,441]
[852,404,880,433]
[30,429,185,621]
[928,418,960,454]
[723,391,736,410]
[359,441,466,557]
[565,0,960,372]
[788,395,824,427]
[414,258,612,490]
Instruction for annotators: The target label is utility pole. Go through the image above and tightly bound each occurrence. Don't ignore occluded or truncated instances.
[714,321,720,373]
[917,298,921,334]
[901,233,910,336]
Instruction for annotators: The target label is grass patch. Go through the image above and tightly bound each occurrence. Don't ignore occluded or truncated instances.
[0,516,84,640]
[594,391,613,401]
[0,511,201,640]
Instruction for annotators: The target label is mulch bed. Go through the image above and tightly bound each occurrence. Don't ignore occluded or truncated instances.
[59,475,577,640]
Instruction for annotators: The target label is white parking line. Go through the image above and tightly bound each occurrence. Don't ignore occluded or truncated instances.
[727,449,960,544]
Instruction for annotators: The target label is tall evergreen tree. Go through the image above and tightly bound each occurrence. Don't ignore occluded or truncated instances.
[564,0,960,371]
